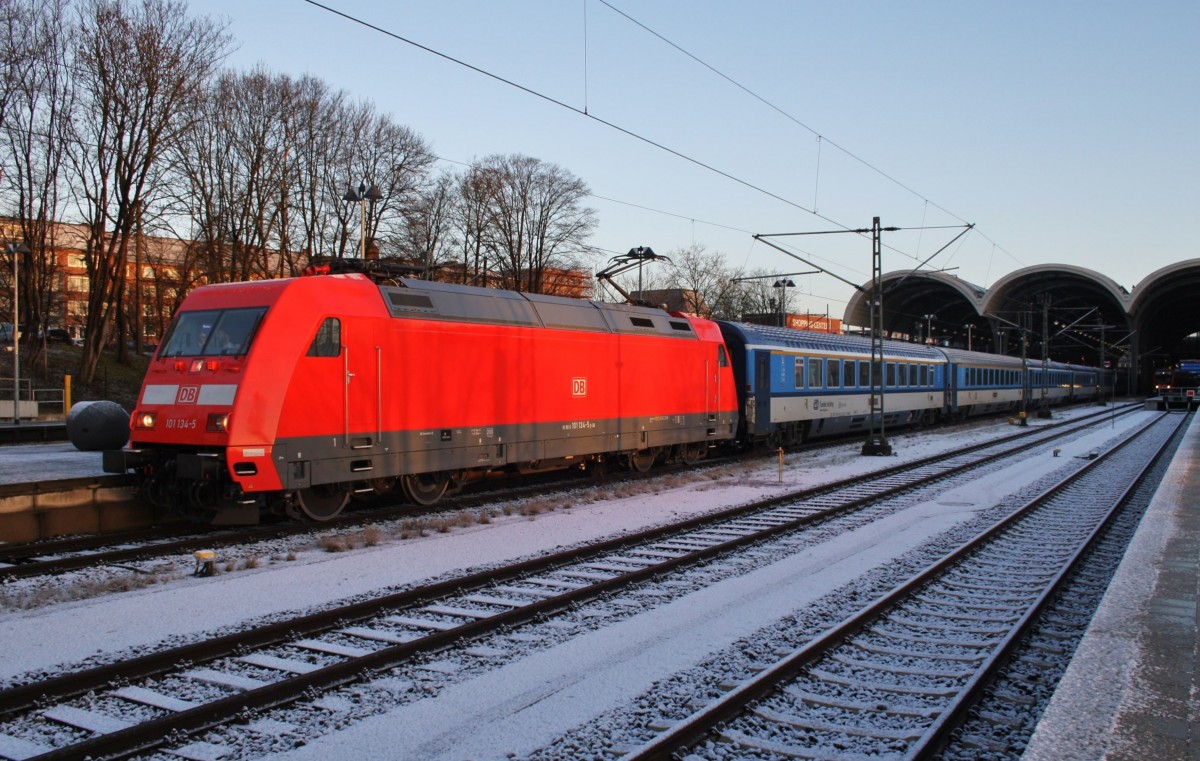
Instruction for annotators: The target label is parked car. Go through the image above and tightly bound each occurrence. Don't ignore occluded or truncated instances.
[0,323,23,344]
[39,328,73,344]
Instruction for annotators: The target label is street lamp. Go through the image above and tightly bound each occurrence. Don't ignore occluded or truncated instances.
[7,241,31,424]
[773,279,795,327]
[343,181,383,259]
[964,323,975,351]
[922,314,937,345]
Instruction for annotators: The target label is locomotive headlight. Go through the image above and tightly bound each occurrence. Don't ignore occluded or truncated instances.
[207,413,230,433]
[134,411,157,429]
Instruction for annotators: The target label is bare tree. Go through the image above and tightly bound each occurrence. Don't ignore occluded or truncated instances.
[281,92,434,263]
[465,154,596,293]
[402,168,458,276]
[662,243,744,318]
[350,111,435,259]
[66,0,231,383]
[168,66,298,283]
[455,162,500,285]
[0,0,74,361]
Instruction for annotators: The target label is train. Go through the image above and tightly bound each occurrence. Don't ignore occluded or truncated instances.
[103,260,1112,524]
[1153,360,1200,410]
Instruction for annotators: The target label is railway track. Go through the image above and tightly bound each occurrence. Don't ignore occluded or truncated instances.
[0,405,1150,760]
[0,404,1139,583]
[617,410,1188,760]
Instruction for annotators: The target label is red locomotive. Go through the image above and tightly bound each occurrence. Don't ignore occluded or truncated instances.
[104,261,739,523]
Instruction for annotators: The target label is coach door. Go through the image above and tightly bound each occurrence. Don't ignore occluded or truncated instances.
[754,351,771,435]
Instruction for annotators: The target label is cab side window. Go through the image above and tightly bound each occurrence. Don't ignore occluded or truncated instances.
[307,318,341,357]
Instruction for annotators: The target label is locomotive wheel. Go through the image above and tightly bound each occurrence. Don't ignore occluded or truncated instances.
[626,449,656,473]
[681,443,707,466]
[402,472,450,506]
[295,485,350,521]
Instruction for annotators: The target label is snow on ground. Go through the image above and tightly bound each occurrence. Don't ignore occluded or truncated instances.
[1022,409,1198,760]
[0,405,1156,759]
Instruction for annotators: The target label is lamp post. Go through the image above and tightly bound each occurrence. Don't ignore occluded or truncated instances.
[773,279,795,327]
[965,323,974,351]
[922,314,937,345]
[342,181,383,258]
[7,241,31,424]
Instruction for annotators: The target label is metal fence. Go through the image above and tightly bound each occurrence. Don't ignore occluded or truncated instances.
[0,377,66,416]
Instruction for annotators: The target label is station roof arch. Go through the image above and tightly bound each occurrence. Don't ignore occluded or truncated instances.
[1127,259,1200,365]
[980,264,1129,322]
[844,270,986,342]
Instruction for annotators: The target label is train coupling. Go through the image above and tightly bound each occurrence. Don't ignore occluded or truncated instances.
[102,448,151,473]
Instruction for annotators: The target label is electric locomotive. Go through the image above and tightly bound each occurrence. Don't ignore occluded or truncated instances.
[104,262,739,524]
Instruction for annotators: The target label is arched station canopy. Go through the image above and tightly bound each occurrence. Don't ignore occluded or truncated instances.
[1128,260,1200,381]
[840,262,1200,394]
[980,264,1131,368]
[844,270,992,351]
[841,260,1200,394]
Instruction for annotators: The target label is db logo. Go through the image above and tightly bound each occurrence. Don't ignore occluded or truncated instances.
[178,385,200,404]
[571,377,587,397]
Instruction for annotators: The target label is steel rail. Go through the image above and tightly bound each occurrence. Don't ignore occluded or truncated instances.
[0,406,1149,760]
[0,403,1135,717]
[619,410,1183,760]
[0,403,1138,581]
[907,411,1192,759]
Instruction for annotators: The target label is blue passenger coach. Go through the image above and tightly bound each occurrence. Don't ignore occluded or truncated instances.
[717,322,1109,448]
[717,322,947,446]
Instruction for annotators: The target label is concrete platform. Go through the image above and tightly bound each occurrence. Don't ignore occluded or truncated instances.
[1023,411,1200,760]
[0,441,140,542]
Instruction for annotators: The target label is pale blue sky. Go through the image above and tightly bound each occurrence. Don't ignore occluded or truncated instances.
[193,0,1198,313]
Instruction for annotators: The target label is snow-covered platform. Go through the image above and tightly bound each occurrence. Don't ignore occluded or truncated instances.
[0,440,136,541]
[1023,410,1200,760]
[0,441,108,486]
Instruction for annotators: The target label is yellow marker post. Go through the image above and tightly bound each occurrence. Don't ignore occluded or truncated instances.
[778,447,784,483]
[193,550,217,577]
[63,374,71,413]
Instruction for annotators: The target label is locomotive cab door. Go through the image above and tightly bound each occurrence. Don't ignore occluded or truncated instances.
[342,322,382,451]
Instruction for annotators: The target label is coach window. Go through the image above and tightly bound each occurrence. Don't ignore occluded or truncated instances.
[794,357,805,388]
[858,361,870,388]
[886,362,896,388]
[809,358,823,388]
[307,317,341,357]
[826,359,840,388]
[844,360,856,388]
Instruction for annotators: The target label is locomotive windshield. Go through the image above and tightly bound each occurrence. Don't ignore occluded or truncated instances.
[159,307,267,357]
